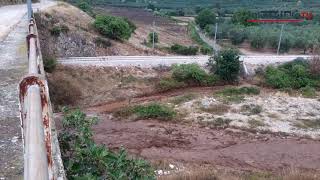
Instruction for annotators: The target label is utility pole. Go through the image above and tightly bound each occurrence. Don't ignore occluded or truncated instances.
[214,22,218,52]
[152,20,155,49]
[277,24,285,55]
[27,0,32,20]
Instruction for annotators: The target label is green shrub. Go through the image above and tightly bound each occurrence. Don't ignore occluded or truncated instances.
[172,63,217,86]
[208,48,240,82]
[265,59,319,89]
[59,109,155,179]
[170,44,198,55]
[43,57,57,73]
[300,86,317,98]
[77,0,95,17]
[93,15,133,40]
[133,103,176,120]
[148,32,159,44]
[265,66,292,88]
[156,78,186,92]
[172,64,207,84]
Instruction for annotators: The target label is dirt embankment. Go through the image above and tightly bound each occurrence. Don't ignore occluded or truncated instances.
[35,3,166,58]
[48,65,170,110]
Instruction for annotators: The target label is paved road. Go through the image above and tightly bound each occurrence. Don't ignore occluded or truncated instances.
[58,55,312,67]
[0,1,56,42]
[0,1,55,179]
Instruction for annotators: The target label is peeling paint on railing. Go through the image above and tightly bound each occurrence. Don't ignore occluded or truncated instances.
[18,16,66,180]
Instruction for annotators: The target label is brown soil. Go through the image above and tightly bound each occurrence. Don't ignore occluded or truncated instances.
[93,116,320,173]
[85,85,320,174]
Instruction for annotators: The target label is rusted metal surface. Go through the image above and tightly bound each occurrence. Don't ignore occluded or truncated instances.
[19,15,66,180]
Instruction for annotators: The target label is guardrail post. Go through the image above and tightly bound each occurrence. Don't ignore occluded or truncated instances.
[24,85,49,180]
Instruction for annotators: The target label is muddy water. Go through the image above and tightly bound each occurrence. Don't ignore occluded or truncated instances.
[93,116,320,172]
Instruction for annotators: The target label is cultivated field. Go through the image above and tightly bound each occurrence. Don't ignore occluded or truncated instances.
[94,7,194,50]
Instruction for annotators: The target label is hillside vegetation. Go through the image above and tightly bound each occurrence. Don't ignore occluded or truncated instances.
[35,3,165,59]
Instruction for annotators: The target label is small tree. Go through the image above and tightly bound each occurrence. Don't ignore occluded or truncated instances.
[229,26,247,45]
[208,48,240,82]
[195,8,216,29]
[250,32,266,49]
[148,32,159,44]
[231,9,256,26]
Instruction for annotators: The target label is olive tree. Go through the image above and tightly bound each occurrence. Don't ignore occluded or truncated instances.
[195,8,216,29]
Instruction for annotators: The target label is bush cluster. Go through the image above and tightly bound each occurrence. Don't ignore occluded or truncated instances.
[77,0,95,17]
[208,48,240,82]
[114,103,176,121]
[156,64,218,92]
[93,15,136,40]
[170,44,198,55]
[265,58,320,89]
[59,109,155,179]
[134,103,176,120]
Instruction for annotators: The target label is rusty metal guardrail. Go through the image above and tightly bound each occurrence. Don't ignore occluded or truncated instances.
[19,17,65,180]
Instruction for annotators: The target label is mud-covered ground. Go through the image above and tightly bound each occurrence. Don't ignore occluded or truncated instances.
[51,63,320,177]
[83,87,320,176]
[92,116,320,173]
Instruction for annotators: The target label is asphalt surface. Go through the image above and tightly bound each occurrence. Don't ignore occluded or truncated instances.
[58,55,312,67]
[0,1,55,179]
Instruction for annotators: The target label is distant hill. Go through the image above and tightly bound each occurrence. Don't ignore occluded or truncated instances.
[90,0,319,10]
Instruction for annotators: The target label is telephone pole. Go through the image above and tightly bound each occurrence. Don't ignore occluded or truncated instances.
[27,0,32,20]
[277,24,285,55]
[152,20,155,49]
[214,22,218,52]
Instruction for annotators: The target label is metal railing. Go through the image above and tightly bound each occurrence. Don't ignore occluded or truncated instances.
[19,17,65,180]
